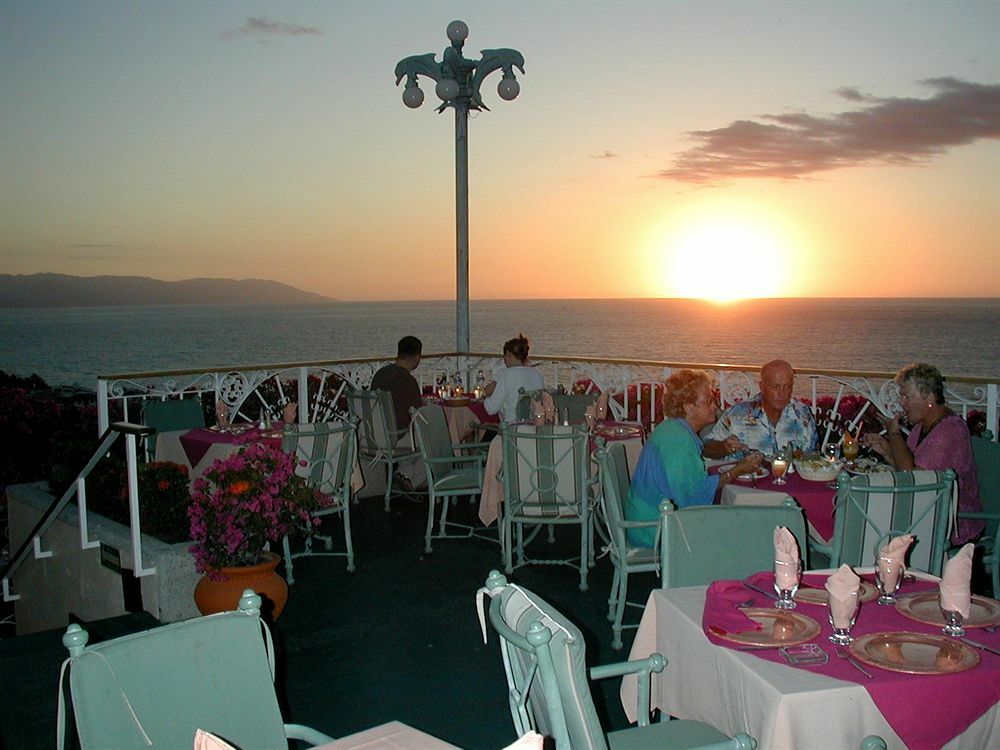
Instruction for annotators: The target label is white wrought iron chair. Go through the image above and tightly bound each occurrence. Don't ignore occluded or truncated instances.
[411,404,492,552]
[280,419,359,581]
[500,423,596,591]
[346,389,420,511]
[57,589,333,750]
[479,570,759,750]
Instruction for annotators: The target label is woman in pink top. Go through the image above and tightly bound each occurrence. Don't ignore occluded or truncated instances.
[863,362,983,543]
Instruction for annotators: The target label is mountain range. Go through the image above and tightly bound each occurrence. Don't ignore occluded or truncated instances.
[0,273,335,308]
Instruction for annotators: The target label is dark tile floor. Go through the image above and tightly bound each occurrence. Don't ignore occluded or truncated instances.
[1,493,655,750]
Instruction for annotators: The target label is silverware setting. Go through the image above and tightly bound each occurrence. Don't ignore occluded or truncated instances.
[960,638,1000,657]
[742,580,774,598]
[835,645,874,678]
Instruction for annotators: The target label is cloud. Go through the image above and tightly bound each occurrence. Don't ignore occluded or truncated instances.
[589,150,618,159]
[660,78,1000,184]
[221,16,323,40]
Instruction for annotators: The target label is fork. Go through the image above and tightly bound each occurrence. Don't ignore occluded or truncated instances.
[835,645,873,679]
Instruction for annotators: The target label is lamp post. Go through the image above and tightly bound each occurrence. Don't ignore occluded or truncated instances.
[394,20,525,355]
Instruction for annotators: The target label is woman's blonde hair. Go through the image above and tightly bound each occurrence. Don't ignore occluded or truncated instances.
[662,369,713,418]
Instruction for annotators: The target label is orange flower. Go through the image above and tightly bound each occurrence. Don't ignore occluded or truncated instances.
[157,479,171,491]
[229,480,252,495]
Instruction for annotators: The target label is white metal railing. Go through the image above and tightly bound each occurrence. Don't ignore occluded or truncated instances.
[96,353,999,441]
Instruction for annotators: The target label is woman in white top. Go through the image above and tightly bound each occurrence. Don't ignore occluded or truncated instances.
[483,333,545,422]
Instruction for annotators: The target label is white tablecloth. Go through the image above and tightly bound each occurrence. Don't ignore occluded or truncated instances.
[313,721,462,749]
[619,585,1000,750]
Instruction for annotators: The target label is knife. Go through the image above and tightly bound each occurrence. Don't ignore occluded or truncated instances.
[742,580,774,598]
[960,637,1000,657]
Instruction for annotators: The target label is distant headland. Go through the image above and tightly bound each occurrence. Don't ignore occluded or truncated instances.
[0,273,336,308]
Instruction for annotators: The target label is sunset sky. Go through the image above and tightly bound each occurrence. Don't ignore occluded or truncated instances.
[2,0,998,301]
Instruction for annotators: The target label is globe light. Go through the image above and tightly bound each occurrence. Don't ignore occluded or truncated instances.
[402,85,424,109]
[446,20,469,42]
[436,78,460,101]
[497,77,520,101]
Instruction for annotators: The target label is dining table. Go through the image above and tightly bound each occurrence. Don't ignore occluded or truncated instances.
[619,569,1000,750]
[312,720,462,749]
[154,422,364,492]
[477,421,645,526]
[717,467,839,544]
[424,396,499,445]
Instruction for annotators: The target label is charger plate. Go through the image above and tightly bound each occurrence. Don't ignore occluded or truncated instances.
[850,631,980,675]
[710,608,820,647]
[895,591,1000,628]
[796,580,878,607]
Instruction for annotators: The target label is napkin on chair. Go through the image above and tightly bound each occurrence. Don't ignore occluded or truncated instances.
[878,534,913,593]
[501,731,545,750]
[541,391,556,423]
[702,580,762,637]
[940,543,975,618]
[282,402,297,424]
[773,526,800,590]
[194,729,237,750]
[826,565,862,629]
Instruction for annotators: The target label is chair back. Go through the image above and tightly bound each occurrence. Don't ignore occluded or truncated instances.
[500,424,592,520]
[412,404,459,479]
[829,469,956,575]
[60,591,288,750]
[660,502,807,588]
[971,436,1000,537]
[594,442,634,556]
[281,420,357,498]
[347,389,399,454]
[551,392,599,422]
[142,398,205,456]
[484,572,608,750]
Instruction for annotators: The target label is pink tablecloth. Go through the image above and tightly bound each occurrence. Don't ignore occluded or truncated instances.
[719,470,837,542]
[708,571,1000,750]
[425,398,499,445]
[179,423,285,467]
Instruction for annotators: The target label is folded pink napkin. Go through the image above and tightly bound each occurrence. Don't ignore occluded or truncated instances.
[940,543,975,618]
[194,729,237,750]
[282,402,297,423]
[773,526,800,590]
[826,565,861,629]
[877,534,913,592]
[596,392,609,421]
[530,399,546,426]
[502,732,545,750]
[215,401,229,428]
[541,391,556,423]
[702,580,762,638]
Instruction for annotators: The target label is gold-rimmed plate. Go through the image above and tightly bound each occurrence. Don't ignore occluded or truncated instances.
[850,631,980,675]
[845,458,892,476]
[795,580,878,607]
[710,608,820,647]
[895,591,1000,628]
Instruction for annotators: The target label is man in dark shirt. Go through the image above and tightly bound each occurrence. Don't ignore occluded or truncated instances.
[370,335,423,431]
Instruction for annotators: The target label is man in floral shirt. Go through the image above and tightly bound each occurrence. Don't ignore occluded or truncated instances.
[703,359,818,458]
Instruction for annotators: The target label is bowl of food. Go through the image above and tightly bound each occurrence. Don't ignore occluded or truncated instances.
[795,458,842,482]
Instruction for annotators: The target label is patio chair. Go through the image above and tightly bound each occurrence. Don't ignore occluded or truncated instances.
[57,589,333,750]
[411,404,492,552]
[479,570,758,750]
[960,436,1000,594]
[141,397,205,460]
[659,500,807,588]
[346,388,420,511]
[280,419,359,581]
[595,441,659,650]
[817,469,956,575]
[500,423,596,591]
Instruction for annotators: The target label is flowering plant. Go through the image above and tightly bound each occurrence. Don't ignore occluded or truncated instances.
[188,441,331,577]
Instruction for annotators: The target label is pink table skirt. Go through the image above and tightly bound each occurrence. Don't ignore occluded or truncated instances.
[707,571,1000,750]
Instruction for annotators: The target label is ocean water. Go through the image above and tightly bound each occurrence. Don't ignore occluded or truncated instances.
[0,298,997,389]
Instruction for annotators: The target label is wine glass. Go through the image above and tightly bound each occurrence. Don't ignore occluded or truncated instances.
[773,559,801,610]
[771,448,789,486]
[842,435,859,465]
[941,609,966,637]
[875,555,903,605]
[828,589,860,645]
[823,442,841,488]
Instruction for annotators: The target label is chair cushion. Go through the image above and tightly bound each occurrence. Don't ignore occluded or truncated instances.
[607,718,731,750]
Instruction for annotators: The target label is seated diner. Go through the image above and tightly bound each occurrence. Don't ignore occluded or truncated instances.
[626,369,762,547]
[482,333,545,423]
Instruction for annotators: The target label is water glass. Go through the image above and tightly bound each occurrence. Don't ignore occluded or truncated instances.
[828,590,860,645]
[941,609,966,637]
[875,555,903,605]
[773,560,801,610]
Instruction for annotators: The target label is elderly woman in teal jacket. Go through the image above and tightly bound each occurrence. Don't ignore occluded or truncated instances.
[626,369,763,547]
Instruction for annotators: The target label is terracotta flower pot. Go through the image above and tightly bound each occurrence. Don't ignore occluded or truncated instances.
[193,551,289,619]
